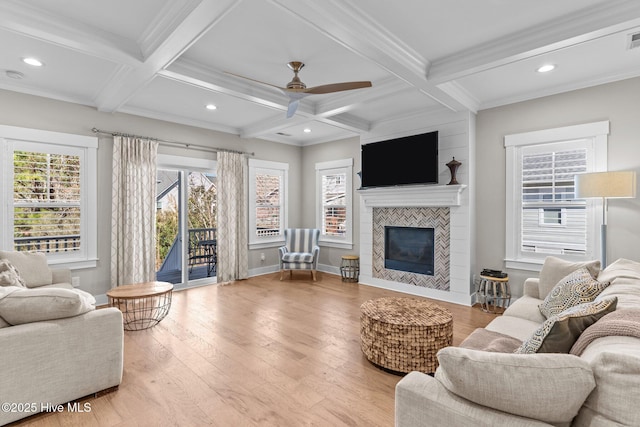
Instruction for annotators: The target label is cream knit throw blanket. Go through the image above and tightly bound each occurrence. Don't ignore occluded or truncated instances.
[570,309,640,356]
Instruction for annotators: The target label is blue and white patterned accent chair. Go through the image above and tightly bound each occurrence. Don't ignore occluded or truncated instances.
[279,228,321,281]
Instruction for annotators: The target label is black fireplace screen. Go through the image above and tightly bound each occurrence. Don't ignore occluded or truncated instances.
[384,226,434,275]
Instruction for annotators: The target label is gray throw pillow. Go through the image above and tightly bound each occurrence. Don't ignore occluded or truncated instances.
[0,259,26,287]
[539,267,610,318]
[516,296,618,354]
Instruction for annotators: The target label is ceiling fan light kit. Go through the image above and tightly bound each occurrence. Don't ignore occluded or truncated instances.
[227,61,372,118]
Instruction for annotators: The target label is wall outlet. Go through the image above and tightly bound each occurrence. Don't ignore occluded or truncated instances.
[260,252,266,262]
[71,276,80,287]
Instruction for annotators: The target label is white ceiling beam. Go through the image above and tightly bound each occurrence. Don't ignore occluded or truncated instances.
[94,0,244,112]
[428,0,640,84]
[0,0,142,65]
[268,0,473,112]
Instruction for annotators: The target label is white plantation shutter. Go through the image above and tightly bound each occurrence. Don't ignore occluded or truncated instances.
[315,159,353,248]
[255,173,281,237]
[321,173,347,236]
[521,148,588,255]
[248,159,288,247]
[13,150,82,252]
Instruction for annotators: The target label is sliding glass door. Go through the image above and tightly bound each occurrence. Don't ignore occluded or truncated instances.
[155,155,217,287]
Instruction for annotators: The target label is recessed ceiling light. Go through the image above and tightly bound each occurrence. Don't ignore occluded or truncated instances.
[536,64,556,73]
[205,104,217,110]
[303,128,311,133]
[22,57,44,67]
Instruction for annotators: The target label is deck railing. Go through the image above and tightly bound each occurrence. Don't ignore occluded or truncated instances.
[14,235,80,253]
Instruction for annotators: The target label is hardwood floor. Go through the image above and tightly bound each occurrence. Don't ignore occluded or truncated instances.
[12,273,497,427]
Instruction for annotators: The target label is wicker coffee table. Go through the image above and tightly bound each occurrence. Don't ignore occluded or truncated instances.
[360,297,453,374]
[107,281,173,331]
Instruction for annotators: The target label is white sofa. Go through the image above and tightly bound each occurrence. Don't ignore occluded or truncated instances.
[0,251,124,425]
[396,257,640,427]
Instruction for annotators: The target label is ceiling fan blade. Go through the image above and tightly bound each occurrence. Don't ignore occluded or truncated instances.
[286,100,300,118]
[302,81,372,95]
[224,71,286,91]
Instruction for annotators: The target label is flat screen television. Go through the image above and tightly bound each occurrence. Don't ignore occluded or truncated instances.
[360,131,438,188]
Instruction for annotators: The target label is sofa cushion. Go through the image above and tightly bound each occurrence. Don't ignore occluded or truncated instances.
[503,295,546,324]
[282,252,314,263]
[435,346,596,424]
[576,336,640,427]
[538,256,600,299]
[0,316,9,329]
[459,328,522,353]
[485,315,541,342]
[0,286,95,325]
[515,296,618,354]
[0,251,52,287]
[0,259,26,287]
[597,258,640,309]
[539,267,610,318]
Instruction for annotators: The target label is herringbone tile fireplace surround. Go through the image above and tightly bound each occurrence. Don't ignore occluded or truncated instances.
[372,207,450,290]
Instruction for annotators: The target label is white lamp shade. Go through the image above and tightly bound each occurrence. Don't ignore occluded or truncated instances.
[575,171,637,199]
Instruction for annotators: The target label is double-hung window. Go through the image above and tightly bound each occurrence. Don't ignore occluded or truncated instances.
[0,125,98,268]
[248,159,288,248]
[505,121,608,270]
[316,158,353,248]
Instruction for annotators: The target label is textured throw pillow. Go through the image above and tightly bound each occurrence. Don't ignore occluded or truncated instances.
[0,251,52,287]
[0,259,26,287]
[435,346,596,424]
[538,256,600,299]
[0,286,96,325]
[516,296,618,354]
[539,267,610,318]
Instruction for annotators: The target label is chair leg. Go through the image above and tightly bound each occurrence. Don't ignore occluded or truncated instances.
[312,270,316,281]
[280,269,284,280]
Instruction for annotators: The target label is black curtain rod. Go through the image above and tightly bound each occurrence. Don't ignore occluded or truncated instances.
[91,127,254,156]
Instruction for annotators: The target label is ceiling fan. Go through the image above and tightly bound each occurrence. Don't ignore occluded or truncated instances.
[227,61,372,118]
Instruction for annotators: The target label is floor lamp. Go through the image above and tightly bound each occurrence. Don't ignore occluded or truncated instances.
[574,171,637,267]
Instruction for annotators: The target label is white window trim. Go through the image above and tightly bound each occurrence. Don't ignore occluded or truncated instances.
[248,159,288,249]
[0,125,98,270]
[315,158,353,249]
[504,121,608,271]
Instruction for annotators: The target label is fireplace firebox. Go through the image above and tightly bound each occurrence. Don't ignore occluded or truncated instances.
[384,226,434,275]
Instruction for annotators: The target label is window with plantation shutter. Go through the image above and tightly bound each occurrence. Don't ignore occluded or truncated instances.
[1,125,97,268]
[521,148,587,255]
[13,150,82,253]
[248,159,288,247]
[316,159,353,249]
[504,121,609,271]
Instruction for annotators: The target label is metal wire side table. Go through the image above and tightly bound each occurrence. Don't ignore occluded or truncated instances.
[107,281,174,331]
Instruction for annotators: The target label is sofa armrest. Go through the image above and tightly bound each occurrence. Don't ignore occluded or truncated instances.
[0,308,123,425]
[51,268,72,285]
[396,372,553,427]
[523,278,541,299]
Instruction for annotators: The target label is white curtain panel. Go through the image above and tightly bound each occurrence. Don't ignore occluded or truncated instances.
[110,136,159,287]
[216,151,249,283]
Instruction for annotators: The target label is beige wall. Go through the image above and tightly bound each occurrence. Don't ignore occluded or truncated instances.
[0,89,302,297]
[300,137,361,270]
[476,76,640,297]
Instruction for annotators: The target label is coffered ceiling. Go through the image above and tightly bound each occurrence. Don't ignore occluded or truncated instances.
[1,0,639,145]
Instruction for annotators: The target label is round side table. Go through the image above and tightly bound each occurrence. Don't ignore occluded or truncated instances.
[340,255,360,282]
[476,275,511,314]
[107,281,174,331]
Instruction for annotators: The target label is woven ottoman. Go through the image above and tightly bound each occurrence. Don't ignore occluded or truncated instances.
[360,297,453,374]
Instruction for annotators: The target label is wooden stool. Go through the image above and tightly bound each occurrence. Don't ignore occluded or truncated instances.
[340,255,360,282]
[476,275,511,314]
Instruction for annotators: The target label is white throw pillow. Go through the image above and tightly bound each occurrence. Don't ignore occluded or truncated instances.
[0,259,26,287]
[0,286,95,325]
[435,346,596,424]
[0,251,52,287]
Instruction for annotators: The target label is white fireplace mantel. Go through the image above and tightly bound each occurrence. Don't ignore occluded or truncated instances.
[358,184,467,208]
